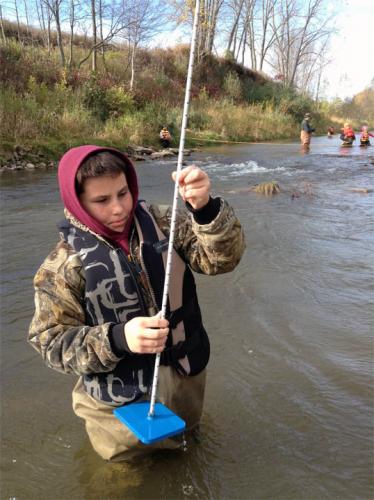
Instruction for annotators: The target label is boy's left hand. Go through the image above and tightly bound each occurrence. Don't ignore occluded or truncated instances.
[172,165,210,210]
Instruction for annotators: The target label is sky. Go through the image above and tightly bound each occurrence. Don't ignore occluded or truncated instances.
[321,0,374,100]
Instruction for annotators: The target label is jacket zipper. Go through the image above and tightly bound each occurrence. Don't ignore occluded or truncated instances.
[115,248,148,316]
[138,241,159,311]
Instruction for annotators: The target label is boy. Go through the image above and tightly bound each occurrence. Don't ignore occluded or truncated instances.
[29,145,245,461]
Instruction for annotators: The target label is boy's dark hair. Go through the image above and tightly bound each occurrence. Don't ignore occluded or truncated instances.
[75,151,128,195]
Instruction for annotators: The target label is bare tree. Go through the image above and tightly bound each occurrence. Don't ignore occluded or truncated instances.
[298,36,331,98]
[76,0,133,70]
[121,0,167,90]
[68,0,83,67]
[225,0,275,70]
[14,0,22,42]
[0,5,6,43]
[41,0,66,65]
[169,0,223,60]
[269,0,335,89]
[90,0,97,70]
[199,0,224,56]
[98,0,104,56]
[242,0,256,67]
[226,0,245,56]
[35,0,53,51]
[257,0,278,70]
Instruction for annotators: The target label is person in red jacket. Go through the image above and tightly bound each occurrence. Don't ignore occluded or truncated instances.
[359,125,374,146]
[340,123,356,145]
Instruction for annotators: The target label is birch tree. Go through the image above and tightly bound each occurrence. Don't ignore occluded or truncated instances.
[121,0,166,90]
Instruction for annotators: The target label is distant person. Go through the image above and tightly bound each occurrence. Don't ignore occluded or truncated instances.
[327,126,335,137]
[159,126,172,148]
[300,113,316,149]
[340,123,356,145]
[359,125,374,146]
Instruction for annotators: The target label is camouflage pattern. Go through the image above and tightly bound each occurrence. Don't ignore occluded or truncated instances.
[28,198,245,376]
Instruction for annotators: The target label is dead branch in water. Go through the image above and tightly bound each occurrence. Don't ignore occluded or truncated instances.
[253,181,281,195]
[224,180,317,199]
[225,180,281,196]
[350,188,373,194]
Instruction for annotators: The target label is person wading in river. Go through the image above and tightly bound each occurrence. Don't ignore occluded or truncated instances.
[300,113,316,150]
[340,122,356,146]
[28,145,245,462]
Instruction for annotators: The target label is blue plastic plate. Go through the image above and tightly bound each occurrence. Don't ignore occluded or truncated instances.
[113,402,186,445]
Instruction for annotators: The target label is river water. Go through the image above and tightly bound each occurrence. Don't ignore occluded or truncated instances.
[1,136,373,499]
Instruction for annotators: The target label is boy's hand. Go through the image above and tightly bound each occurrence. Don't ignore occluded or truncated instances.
[124,314,169,354]
[172,165,210,210]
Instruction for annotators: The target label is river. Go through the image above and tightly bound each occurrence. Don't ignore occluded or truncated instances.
[1,135,373,499]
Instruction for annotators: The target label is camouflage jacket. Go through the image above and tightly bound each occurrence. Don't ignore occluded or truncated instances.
[28,198,245,378]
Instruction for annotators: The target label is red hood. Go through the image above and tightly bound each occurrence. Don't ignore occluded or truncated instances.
[58,145,138,253]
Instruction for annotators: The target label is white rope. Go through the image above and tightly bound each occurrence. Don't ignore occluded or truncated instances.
[148,0,200,418]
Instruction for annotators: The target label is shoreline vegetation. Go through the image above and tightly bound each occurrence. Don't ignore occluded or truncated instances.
[1,21,373,169]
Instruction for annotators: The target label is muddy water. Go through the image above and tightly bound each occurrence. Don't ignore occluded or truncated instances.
[1,136,373,499]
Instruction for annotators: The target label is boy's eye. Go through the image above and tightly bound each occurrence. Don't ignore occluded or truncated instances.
[119,190,128,197]
[94,198,108,203]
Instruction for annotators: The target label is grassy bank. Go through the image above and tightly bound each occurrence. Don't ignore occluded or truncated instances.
[0,83,301,155]
[1,39,372,159]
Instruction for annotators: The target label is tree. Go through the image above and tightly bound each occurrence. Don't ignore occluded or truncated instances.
[0,5,6,43]
[168,0,224,60]
[90,0,97,70]
[269,0,335,90]
[35,0,53,52]
[225,0,245,58]
[41,0,66,65]
[199,0,224,57]
[257,0,278,70]
[120,0,167,90]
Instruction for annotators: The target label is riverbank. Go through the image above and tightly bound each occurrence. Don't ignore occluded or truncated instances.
[0,143,196,173]
[2,38,372,173]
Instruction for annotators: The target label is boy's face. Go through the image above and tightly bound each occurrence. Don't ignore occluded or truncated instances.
[79,172,133,233]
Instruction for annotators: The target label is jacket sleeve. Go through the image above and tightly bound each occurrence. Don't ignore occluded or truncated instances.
[28,241,123,375]
[149,197,245,275]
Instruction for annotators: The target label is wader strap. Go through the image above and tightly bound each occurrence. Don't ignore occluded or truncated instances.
[160,335,200,370]
[161,299,197,370]
[167,299,195,329]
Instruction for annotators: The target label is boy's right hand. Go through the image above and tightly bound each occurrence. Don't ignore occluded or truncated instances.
[124,314,169,354]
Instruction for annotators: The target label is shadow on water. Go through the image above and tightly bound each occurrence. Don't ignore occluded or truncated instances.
[1,136,373,499]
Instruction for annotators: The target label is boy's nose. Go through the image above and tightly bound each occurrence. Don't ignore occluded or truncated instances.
[112,199,124,214]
